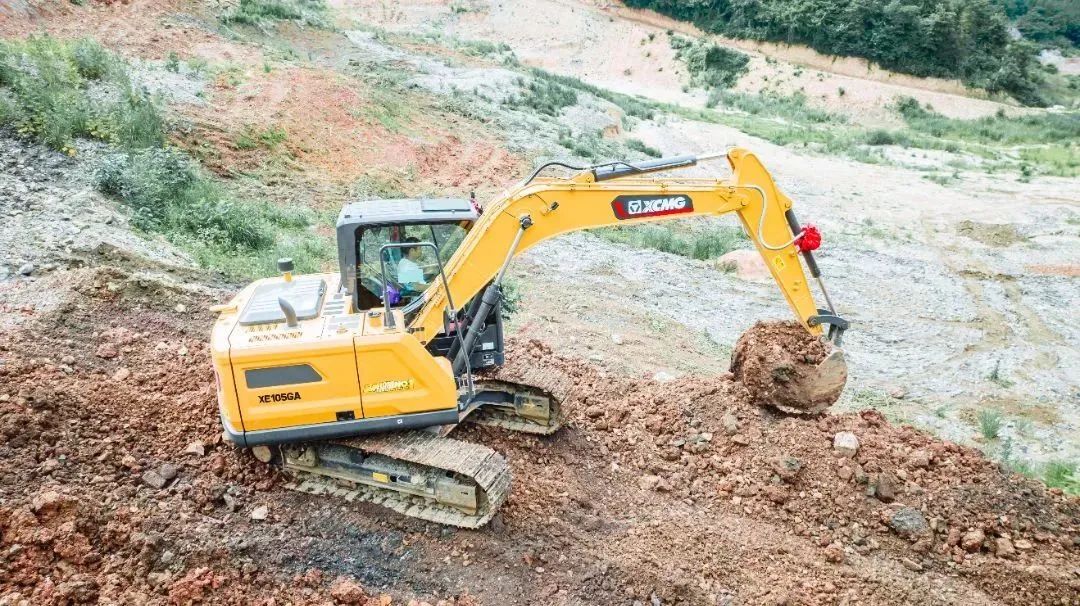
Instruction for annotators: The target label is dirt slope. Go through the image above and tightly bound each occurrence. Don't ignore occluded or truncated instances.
[1,268,1076,605]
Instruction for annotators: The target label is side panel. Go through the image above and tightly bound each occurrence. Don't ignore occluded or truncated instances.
[230,337,364,431]
[356,317,457,419]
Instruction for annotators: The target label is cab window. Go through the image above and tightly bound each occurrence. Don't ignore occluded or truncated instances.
[355,222,470,310]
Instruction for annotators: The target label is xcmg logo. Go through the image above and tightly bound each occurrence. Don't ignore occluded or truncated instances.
[611,194,694,220]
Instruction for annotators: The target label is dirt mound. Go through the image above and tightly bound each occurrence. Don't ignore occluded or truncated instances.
[731,320,844,414]
[1,270,1077,605]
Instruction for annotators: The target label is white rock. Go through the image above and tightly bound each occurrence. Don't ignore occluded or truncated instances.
[833,432,860,458]
[715,249,769,282]
[250,505,269,521]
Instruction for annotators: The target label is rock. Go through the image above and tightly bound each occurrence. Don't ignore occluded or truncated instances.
[716,249,769,282]
[961,529,985,553]
[771,455,802,483]
[184,441,206,456]
[158,463,178,481]
[946,527,961,547]
[111,367,131,382]
[731,433,750,446]
[60,355,75,365]
[907,449,931,469]
[31,491,67,517]
[823,542,845,563]
[250,505,269,521]
[610,333,624,345]
[889,507,929,538]
[995,537,1015,558]
[18,263,34,276]
[763,485,789,504]
[95,343,118,359]
[175,303,187,313]
[720,413,739,435]
[833,432,859,458]
[652,371,677,383]
[836,461,854,481]
[585,405,604,419]
[638,475,661,491]
[901,558,923,572]
[142,470,168,489]
[874,472,898,503]
[1014,539,1034,550]
[329,577,366,604]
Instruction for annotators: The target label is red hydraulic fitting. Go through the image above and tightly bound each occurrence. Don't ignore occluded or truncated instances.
[797,224,822,252]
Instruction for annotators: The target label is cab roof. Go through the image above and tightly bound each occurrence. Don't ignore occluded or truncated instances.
[336,198,477,228]
[335,198,479,301]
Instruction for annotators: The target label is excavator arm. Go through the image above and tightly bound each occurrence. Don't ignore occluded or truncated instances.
[410,148,845,346]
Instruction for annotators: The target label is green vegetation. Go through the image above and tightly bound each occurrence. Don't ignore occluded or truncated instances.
[506,76,578,116]
[896,97,1080,145]
[669,35,749,89]
[626,138,662,157]
[1002,0,1080,49]
[235,124,288,150]
[988,360,1016,388]
[221,0,329,28]
[529,69,656,119]
[597,222,747,261]
[0,35,327,279]
[978,409,1004,440]
[0,36,162,154]
[1042,460,1080,495]
[628,0,1049,105]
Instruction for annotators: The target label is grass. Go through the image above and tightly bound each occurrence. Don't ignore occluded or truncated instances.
[978,409,1004,440]
[506,76,578,116]
[0,36,163,154]
[988,360,1015,388]
[596,221,747,261]
[528,68,657,120]
[0,35,329,280]
[1043,461,1080,495]
[999,441,1080,496]
[235,124,288,150]
[221,0,329,28]
[626,138,662,158]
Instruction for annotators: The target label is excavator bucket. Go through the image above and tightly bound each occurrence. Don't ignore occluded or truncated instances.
[730,321,848,414]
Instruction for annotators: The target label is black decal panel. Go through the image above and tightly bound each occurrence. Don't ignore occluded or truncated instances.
[611,194,694,220]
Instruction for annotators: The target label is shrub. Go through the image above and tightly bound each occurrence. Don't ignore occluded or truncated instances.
[221,0,329,28]
[506,77,578,116]
[0,36,163,152]
[669,36,749,89]
[626,138,662,157]
[529,69,656,119]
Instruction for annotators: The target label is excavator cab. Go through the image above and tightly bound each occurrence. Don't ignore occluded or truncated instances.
[335,199,478,313]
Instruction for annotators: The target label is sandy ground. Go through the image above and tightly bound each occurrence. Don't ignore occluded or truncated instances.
[315,0,1080,465]
[333,0,1026,124]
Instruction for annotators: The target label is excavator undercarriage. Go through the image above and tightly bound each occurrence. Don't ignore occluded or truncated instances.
[211,149,848,527]
[250,380,561,527]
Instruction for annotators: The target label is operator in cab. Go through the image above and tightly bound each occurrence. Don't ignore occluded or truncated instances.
[397,237,429,293]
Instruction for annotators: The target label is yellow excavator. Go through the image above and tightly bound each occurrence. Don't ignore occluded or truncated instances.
[209,149,849,527]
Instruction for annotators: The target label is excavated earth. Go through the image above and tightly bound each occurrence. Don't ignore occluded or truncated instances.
[0,267,1078,606]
